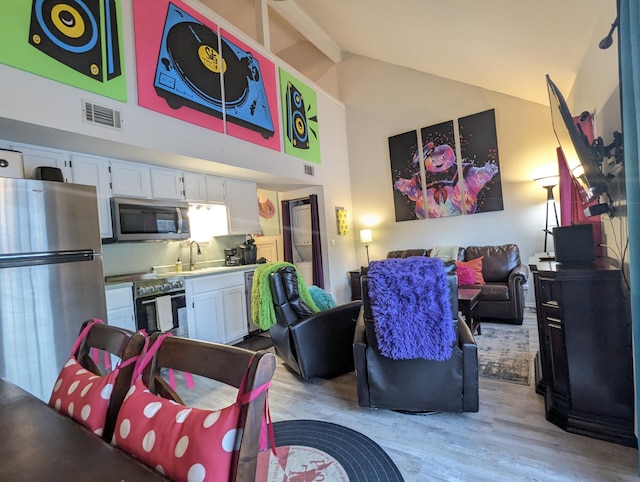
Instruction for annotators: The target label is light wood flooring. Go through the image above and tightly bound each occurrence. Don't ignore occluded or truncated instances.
[180,310,639,481]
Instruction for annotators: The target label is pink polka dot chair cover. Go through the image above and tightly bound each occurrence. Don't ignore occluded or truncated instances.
[48,319,141,437]
[113,333,276,482]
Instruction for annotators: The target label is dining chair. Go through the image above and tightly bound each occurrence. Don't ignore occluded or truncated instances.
[75,320,146,442]
[141,334,277,482]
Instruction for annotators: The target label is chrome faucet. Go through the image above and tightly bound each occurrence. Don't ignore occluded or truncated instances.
[189,240,202,271]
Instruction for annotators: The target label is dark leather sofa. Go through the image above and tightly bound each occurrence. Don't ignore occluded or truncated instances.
[269,266,362,379]
[388,243,529,325]
[353,269,479,412]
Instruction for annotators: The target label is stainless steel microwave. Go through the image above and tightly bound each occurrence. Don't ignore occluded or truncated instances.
[110,197,190,242]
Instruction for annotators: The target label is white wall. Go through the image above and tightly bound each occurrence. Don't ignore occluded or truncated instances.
[339,55,561,305]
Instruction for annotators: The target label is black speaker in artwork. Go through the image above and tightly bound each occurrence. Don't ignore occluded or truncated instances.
[28,0,121,82]
[285,81,309,149]
[553,224,595,263]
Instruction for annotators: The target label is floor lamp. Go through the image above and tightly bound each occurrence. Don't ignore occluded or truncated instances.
[359,229,372,265]
[535,176,560,253]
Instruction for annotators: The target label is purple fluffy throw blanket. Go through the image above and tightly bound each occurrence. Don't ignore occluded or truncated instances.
[368,257,455,361]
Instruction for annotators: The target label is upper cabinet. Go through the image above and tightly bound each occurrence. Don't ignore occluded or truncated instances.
[183,172,225,204]
[71,154,113,239]
[110,160,152,199]
[8,143,71,182]
[225,179,259,235]
[150,166,184,200]
[205,175,226,203]
[183,171,207,202]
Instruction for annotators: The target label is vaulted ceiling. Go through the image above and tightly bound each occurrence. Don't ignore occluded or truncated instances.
[198,0,615,106]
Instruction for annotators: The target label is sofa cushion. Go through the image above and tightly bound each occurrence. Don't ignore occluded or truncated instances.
[465,244,521,282]
[456,258,485,285]
[471,283,510,301]
[386,249,427,259]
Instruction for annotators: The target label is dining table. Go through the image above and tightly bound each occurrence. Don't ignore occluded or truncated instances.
[0,377,169,481]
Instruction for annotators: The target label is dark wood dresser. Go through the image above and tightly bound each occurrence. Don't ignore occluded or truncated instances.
[529,258,635,447]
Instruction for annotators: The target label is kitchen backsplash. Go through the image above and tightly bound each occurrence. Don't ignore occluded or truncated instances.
[102,235,247,277]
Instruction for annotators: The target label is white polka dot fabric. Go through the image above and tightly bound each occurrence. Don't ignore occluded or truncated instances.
[48,356,118,435]
[113,378,242,482]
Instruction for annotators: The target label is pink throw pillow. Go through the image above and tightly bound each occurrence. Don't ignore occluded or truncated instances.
[456,257,485,285]
[456,264,477,286]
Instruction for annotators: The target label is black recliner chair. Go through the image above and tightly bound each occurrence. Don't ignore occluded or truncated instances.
[354,267,479,412]
[269,266,362,379]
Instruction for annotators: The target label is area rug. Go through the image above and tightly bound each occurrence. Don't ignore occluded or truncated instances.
[475,325,531,386]
[256,420,404,481]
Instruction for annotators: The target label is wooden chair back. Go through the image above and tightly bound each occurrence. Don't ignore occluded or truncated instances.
[142,334,277,482]
[75,320,146,442]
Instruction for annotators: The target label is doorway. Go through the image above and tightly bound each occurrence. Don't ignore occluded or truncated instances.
[282,195,324,288]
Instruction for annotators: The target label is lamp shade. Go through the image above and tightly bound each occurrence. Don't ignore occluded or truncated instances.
[534,175,559,189]
[359,229,373,244]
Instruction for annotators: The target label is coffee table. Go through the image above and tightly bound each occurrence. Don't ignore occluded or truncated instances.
[458,288,481,335]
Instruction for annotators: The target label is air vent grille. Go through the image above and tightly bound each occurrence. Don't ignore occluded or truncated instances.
[82,100,122,129]
[304,164,314,176]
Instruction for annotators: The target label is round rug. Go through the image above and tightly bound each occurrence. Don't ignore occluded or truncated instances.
[256,419,404,482]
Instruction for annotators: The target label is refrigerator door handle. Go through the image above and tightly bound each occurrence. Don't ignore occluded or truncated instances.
[0,249,97,268]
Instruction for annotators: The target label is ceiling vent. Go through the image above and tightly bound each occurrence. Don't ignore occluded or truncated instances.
[82,100,122,130]
[304,164,315,176]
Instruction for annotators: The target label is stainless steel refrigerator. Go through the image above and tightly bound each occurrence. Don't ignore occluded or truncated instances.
[0,178,107,401]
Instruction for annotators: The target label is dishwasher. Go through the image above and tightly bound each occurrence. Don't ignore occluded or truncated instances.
[244,270,261,334]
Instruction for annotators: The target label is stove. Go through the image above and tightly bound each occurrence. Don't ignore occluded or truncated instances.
[105,272,187,336]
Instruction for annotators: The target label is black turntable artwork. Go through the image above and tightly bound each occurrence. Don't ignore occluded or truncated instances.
[154,2,274,138]
[285,81,317,149]
[28,0,121,82]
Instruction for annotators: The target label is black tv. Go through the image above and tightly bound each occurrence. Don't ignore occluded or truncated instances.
[553,224,595,263]
[546,75,609,203]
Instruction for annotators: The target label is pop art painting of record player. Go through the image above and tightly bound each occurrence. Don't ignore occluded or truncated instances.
[0,0,126,101]
[220,28,279,149]
[145,1,278,147]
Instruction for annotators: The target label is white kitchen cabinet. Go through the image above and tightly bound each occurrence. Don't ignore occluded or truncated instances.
[110,160,152,198]
[71,153,113,239]
[185,271,248,345]
[190,290,225,343]
[205,175,226,203]
[150,166,184,200]
[105,284,136,332]
[254,236,280,262]
[183,171,207,202]
[9,142,71,181]
[183,173,225,203]
[225,179,259,235]
[221,284,249,342]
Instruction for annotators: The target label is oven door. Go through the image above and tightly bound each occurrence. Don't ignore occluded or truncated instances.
[136,292,188,337]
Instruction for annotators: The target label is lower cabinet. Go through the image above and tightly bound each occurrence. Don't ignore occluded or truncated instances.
[185,272,248,344]
[105,284,136,332]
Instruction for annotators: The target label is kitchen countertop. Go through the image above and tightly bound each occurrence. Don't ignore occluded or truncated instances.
[105,264,258,285]
[164,264,258,278]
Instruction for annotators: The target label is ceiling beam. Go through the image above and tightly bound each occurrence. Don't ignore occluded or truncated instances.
[268,0,343,63]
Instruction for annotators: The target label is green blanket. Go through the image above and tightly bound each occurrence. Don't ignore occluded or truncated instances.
[251,262,320,330]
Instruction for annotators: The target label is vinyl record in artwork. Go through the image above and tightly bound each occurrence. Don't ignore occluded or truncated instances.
[153,3,274,138]
[154,3,224,114]
[28,0,121,82]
